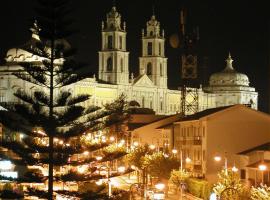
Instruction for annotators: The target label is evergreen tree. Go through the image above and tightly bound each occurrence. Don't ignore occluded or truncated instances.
[0,0,131,199]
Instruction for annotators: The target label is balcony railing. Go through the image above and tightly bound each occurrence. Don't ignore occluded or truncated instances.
[193,137,202,145]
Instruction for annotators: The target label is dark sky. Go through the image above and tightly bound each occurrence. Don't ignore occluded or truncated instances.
[0,0,269,112]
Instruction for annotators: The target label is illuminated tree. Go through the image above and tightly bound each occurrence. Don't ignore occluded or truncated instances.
[169,169,190,188]
[127,144,151,183]
[213,169,243,200]
[103,93,130,142]
[144,152,179,181]
[0,1,130,199]
[251,184,270,200]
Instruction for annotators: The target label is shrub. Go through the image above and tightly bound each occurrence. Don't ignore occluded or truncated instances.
[186,178,211,200]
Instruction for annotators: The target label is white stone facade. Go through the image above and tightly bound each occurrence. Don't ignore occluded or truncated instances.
[0,7,258,115]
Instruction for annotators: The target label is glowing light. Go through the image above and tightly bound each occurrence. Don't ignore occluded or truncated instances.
[155,183,165,190]
[259,164,267,171]
[66,143,70,147]
[77,165,88,174]
[37,130,46,136]
[172,149,178,154]
[232,166,238,172]
[59,140,64,145]
[54,138,59,142]
[149,144,155,150]
[0,160,13,170]
[133,141,139,147]
[0,171,17,179]
[131,165,136,170]
[118,166,126,173]
[164,154,169,158]
[19,133,24,139]
[96,179,103,185]
[110,179,120,187]
[120,139,125,144]
[214,155,222,162]
[109,136,115,141]
[96,156,103,161]
[83,151,89,156]
[185,157,192,163]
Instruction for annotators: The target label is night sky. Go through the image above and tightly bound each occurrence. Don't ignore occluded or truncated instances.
[0,0,269,112]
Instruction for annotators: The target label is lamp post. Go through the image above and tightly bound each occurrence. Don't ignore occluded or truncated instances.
[214,152,228,175]
[172,148,183,199]
[259,164,267,185]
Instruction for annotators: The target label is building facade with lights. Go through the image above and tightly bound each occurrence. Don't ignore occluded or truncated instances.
[0,6,258,115]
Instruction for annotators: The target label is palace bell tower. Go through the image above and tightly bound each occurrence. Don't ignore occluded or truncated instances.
[139,12,168,88]
[98,6,129,85]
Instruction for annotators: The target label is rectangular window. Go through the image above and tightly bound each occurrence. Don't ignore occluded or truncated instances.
[108,35,113,49]
[159,43,161,55]
[119,36,122,49]
[147,42,152,55]
[240,169,246,179]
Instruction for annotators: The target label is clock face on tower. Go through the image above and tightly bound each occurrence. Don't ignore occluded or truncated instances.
[181,54,197,79]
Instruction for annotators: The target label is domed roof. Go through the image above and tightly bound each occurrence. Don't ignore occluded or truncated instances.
[209,54,249,87]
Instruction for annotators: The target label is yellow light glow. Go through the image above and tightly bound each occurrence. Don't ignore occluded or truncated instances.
[83,151,89,156]
[131,165,136,170]
[149,144,155,150]
[59,140,64,145]
[214,156,222,162]
[120,139,125,144]
[172,149,178,154]
[96,156,103,161]
[259,164,267,171]
[118,166,126,173]
[77,165,87,174]
[109,136,115,141]
[185,157,192,163]
[54,138,59,142]
[95,179,103,185]
[155,183,165,190]
[133,141,139,147]
[232,166,238,172]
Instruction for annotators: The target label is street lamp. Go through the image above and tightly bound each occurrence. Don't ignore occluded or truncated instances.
[149,144,156,150]
[214,152,228,175]
[259,164,267,184]
[232,165,238,172]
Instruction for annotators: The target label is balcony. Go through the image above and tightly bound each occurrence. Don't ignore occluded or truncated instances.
[193,137,202,145]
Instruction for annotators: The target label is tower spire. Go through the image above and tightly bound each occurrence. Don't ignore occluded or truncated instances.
[152,5,155,17]
[225,52,234,71]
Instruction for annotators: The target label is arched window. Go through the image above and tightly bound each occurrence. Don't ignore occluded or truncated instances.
[107,57,112,71]
[120,58,124,72]
[108,35,113,49]
[147,63,152,75]
[147,42,152,55]
[160,63,163,76]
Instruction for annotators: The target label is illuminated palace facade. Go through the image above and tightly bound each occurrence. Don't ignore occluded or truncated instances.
[0,6,258,115]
